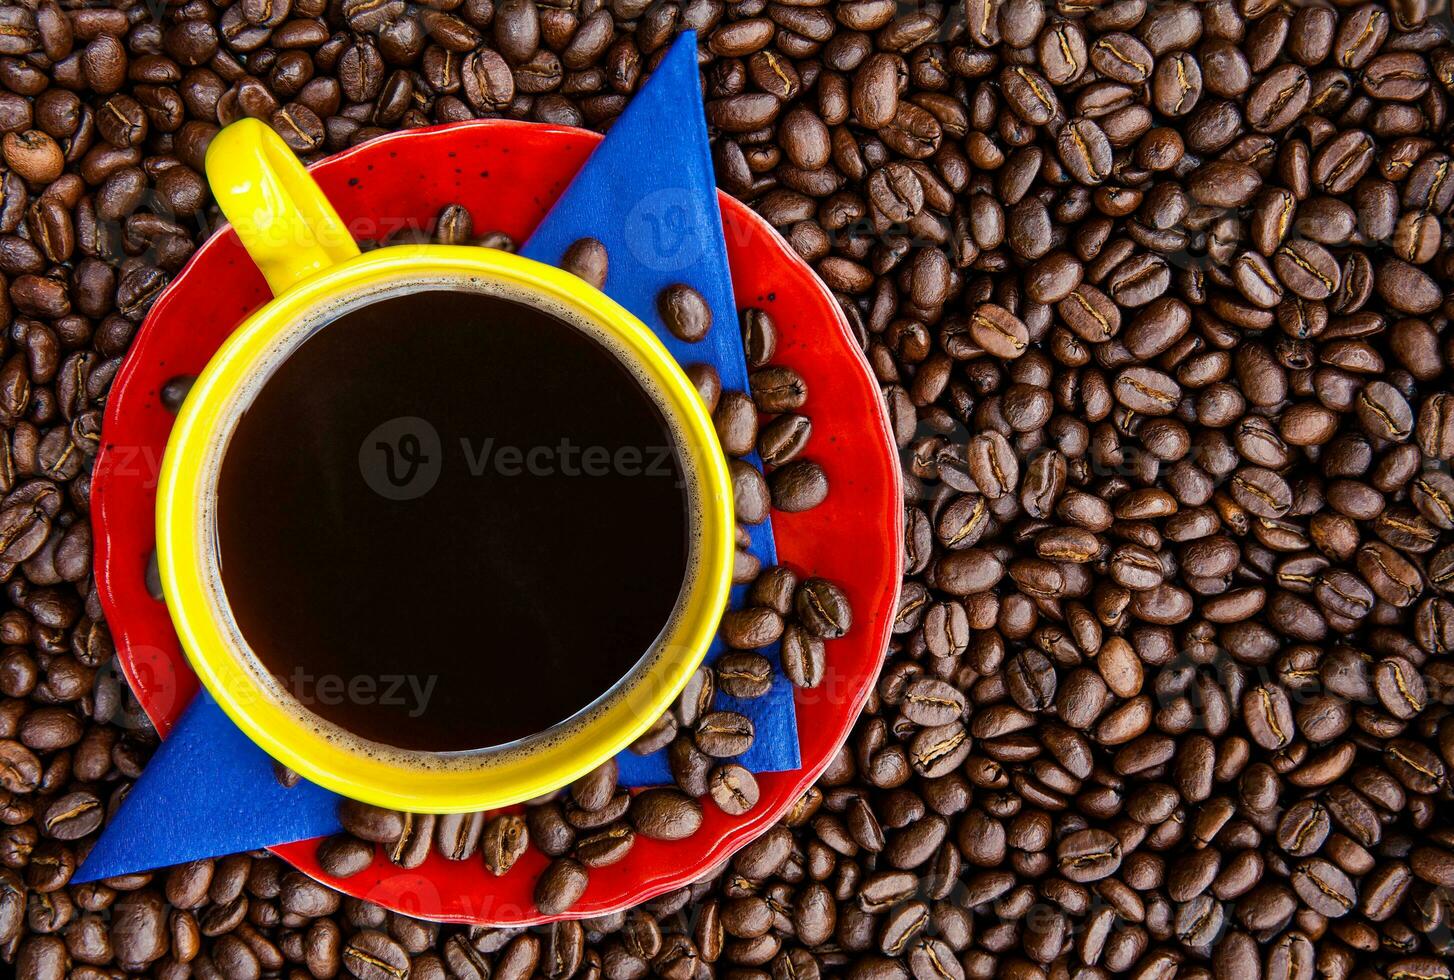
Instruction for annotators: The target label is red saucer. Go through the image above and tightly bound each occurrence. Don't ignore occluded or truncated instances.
[93,120,903,924]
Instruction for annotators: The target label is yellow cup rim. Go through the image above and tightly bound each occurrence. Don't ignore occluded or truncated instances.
[157,244,735,813]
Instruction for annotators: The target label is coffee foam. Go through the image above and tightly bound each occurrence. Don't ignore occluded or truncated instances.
[193,270,708,776]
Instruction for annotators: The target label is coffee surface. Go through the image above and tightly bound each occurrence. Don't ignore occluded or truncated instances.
[216,288,690,752]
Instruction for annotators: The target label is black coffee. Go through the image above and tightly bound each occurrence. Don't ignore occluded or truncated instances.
[215,288,690,752]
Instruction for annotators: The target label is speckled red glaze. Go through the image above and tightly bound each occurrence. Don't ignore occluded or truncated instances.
[93,120,903,925]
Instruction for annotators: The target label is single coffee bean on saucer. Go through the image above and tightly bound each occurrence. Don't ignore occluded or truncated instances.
[708,764,759,815]
[535,858,589,915]
[433,204,473,246]
[658,283,711,342]
[561,237,608,290]
[481,814,530,877]
[769,459,828,512]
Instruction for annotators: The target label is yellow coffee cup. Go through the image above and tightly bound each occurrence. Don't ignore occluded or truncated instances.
[156,119,734,812]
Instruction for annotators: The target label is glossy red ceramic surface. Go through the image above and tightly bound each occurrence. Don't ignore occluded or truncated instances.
[93,120,903,924]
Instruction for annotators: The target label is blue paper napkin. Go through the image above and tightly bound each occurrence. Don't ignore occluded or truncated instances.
[519,31,797,785]
[78,694,341,881]
[77,30,798,883]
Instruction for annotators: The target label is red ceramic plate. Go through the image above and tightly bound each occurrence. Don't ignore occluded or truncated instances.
[93,120,903,925]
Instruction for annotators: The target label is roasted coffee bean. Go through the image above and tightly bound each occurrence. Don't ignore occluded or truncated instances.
[796,578,852,639]
[1275,239,1341,300]
[968,304,1029,359]
[338,802,405,844]
[1373,656,1427,719]
[387,812,433,869]
[714,390,758,457]
[1230,467,1293,518]
[341,930,409,980]
[559,238,607,290]
[730,458,770,525]
[461,49,513,111]
[740,308,776,368]
[1248,64,1311,132]
[1292,858,1356,917]
[1058,118,1113,186]
[748,566,797,616]
[3,131,63,184]
[781,623,825,688]
[631,709,679,755]
[852,54,903,129]
[1244,683,1297,750]
[750,366,808,412]
[1277,800,1331,857]
[686,363,721,414]
[902,678,965,727]
[695,711,755,758]
[668,736,713,799]
[571,760,618,813]
[966,431,1019,498]
[481,814,529,876]
[769,459,829,512]
[1358,380,1415,441]
[716,650,774,695]
[658,284,711,342]
[435,811,484,862]
[1189,161,1262,207]
[1057,828,1123,883]
[318,835,376,878]
[708,764,760,815]
[758,414,811,466]
[534,859,589,915]
[574,822,634,869]
[630,789,703,841]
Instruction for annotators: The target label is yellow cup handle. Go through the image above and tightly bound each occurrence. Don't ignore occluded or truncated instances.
[205,118,361,295]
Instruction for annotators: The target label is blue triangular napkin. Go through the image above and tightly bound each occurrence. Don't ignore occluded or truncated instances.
[78,29,797,883]
[77,694,342,881]
[520,30,798,784]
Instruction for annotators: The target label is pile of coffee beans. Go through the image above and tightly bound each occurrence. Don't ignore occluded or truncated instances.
[321,216,858,913]
[2,0,1454,976]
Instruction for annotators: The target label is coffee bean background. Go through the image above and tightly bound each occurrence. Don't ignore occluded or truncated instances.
[1,0,1454,977]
